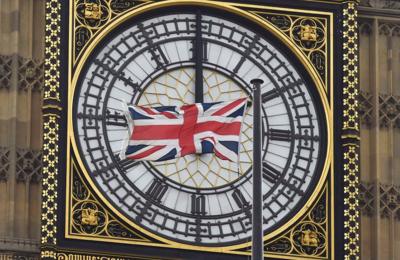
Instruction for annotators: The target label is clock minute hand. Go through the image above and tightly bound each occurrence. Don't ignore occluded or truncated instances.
[194,10,204,103]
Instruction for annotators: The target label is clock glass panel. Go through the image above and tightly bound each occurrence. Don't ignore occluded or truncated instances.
[73,9,328,246]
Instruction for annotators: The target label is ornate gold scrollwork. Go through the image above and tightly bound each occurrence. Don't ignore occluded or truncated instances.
[81,208,99,226]
[252,11,328,87]
[69,162,150,242]
[300,229,319,247]
[261,186,328,258]
[292,222,326,256]
[84,3,102,20]
[300,24,317,42]
[72,200,106,234]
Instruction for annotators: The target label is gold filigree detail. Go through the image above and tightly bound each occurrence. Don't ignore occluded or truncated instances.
[69,161,150,242]
[258,185,328,259]
[41,115,59,245]
[74,0,146,62]
[251,11,328,88]
[81,208,99,226]
[342,1,360,259]
[342,2,359,132]
[300,25,317,42]
[343,144,360,259]
[84,3,102,20]
[300,229,319,247]
[292,222,326,255]
[41,250,57,259]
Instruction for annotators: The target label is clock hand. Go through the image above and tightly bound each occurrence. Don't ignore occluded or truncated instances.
[194,10,204,103]
[94,59,140,92]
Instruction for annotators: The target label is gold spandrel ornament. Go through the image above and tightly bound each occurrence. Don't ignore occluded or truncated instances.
[81,208,99,226]
[341,1,361,259]
[300,24,318,42]
[69,161,151,242]
[300,229,319,247]
[250,11,328,89]
[84,3,102,20]
[74,0,150,61]
[249,185,329,259]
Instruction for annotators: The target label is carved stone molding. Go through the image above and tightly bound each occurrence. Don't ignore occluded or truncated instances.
[0,54,44,92]
[359,181,400,219]
[380,184,400,219]
[358,91,400,128]
[0,55,13,90]
[359,21,372,35]
[379,94,400,128]
[360,0,400,9]
[16,148,42,183]
[359,91,373,126]
[359,182,375,216]
[378,22,400,36]
[18,57,44,92]
[0,147,10,182]
[0,237,39,254]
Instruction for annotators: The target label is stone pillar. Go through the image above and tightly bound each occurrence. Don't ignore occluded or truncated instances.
[0,0,45,256]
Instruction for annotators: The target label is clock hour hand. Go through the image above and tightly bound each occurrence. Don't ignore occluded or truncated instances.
[194,10,204,103]
[94,59,140,92]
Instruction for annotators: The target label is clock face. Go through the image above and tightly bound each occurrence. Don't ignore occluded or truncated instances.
[72,8,328,246]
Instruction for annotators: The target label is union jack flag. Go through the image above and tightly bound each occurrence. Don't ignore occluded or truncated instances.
[121,98,247,162]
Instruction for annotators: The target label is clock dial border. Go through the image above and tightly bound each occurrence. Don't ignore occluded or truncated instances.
[66,0,333,254]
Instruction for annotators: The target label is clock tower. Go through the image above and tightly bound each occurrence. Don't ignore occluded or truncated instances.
[41,0,360,259]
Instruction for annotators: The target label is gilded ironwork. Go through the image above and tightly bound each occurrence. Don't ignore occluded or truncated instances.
[262,186,328,259]
[251,12,328,87]
[69,161,151,242]
[343,144,360,259]
[43,249,178,260]
[84,3,102,20]
[300,25,318,42]
[74,0,146,60]
[230,186,328,258]
[80,208,99,226]
[342,2,361,258]
[42,0,61,247]
[300,229,320,247]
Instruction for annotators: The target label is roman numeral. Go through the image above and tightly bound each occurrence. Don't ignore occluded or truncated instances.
[233,35,260,73]
[191,194,206,216]
[146,179,168,202]
[262,88,280,102]
[261,79,304,103]
[93,60,140,91]
[116,157,140,173]
[267,129,292,142]
[137,23,169,69]
[262,162,281,183]
[105,109,127,127]
[232,189,249,208]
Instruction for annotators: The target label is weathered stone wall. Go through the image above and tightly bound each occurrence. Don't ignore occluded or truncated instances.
[358,2,400,259]
[0,0,45,257]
